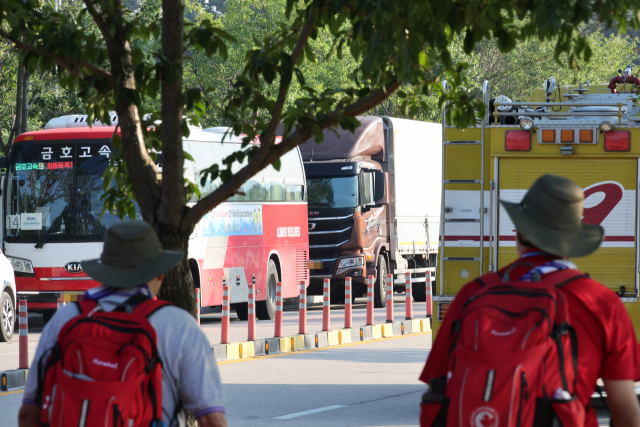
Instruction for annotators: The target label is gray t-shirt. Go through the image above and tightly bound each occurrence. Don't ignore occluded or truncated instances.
[23,298,225,425]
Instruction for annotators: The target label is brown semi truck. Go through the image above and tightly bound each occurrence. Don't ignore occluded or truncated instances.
[299,116,441,306]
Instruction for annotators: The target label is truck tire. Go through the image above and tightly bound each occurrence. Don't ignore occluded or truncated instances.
[412,279,427,302]
[234,303,249,321]
[0,291,14,342]
[412,257,429,302]
[373,256,388,308]
[330,283,345,305]
[256,260,278,320]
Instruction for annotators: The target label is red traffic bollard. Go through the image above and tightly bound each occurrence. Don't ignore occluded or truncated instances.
[221,277,230,344]
[344,277,352,329]
[322,279,330,332]
[386,273,394,323]
[275,282,283,337]
[195,288,201,326]
[426,274,433,318]
[366,275,374,326]
[19,300,28,369]
[248,274,256,341]
[299,281,307,335]
[405,274,413,320]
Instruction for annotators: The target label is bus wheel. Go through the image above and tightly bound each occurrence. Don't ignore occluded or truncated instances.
[0,291,14,342]
[373,256,387,308]
[42,311,54,324]
[234,303,249,321]
[256,260,278,320]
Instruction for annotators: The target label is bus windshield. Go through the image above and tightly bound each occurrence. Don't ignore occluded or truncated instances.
[307,176,358,209]
[5,140,139,243]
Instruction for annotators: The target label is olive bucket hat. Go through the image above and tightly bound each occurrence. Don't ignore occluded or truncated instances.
[500,174,604,258]
[82,221,184,288]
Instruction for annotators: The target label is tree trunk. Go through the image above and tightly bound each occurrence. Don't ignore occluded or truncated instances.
[155,225,195,316]
[157,0,194,316]
[21,67,29,133]
[14,62,23,138]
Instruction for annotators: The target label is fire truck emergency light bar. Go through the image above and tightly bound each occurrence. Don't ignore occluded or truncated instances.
[506,128,630,151]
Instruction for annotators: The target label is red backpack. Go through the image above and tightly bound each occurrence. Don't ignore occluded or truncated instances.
[36,295,171,427]
[421,266,586,427]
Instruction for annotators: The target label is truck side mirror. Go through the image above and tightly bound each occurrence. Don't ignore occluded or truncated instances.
[374,172,388,204]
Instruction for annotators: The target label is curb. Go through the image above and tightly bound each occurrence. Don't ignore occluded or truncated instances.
[1,369,28,391]
[211,317,431,362]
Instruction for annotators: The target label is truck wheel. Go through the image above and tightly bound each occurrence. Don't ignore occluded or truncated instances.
[330,283,345,305]
[413,279,427,302]
[234,303,249,321]
[256,260,278,320]
[0,291,14,342]
[373,256,387,308]
[412,257,429,302]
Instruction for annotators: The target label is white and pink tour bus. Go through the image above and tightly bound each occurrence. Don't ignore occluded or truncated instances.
[3,116,309,321]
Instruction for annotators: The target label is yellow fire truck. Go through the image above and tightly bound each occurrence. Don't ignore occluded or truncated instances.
[434,76,640,340]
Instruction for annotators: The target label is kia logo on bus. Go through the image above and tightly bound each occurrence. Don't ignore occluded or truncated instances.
[64,262,83,273]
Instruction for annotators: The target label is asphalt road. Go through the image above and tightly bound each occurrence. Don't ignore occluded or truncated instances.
[0,294,428,371]
[0,330,614,427]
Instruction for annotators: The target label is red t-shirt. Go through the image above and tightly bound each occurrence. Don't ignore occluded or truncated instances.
[420,250,640,427]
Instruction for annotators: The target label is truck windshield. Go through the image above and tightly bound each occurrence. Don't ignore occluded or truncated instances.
[5,140,140,243]
[307,176,358,209]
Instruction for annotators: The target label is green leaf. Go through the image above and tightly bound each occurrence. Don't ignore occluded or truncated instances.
[304,43,316,63]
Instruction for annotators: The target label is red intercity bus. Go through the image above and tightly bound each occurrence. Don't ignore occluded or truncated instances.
[4,116,309,321]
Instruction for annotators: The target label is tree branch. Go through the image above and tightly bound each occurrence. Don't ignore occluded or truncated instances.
[0,29,115,85]
[82,0,113,43]
[257,7,317,153]
[182,77,400,228]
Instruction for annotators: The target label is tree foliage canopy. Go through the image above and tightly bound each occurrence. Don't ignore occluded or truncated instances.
[1,0,640,310]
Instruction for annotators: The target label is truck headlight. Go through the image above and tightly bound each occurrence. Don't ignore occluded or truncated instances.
[8,257,34,274]
[338,257,364,269]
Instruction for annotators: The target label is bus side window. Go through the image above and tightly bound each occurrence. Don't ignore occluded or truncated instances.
[279,148,305,202]
[264,156,286,201]
[287,185,304,201]
[244,171,265,202]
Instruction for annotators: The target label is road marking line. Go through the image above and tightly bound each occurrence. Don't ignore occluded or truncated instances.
[218,331,431,365]
[274,405,346,420]
[0,389,24,397]
[0,351,35,356]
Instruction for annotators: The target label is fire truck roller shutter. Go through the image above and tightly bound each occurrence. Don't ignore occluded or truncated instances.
[498,158,636,296]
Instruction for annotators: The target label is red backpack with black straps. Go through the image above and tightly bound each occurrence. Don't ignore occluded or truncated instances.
[421,266,586,427]
[37,296,171,427]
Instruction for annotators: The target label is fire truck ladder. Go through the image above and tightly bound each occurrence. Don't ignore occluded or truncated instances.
[435,81,490,318]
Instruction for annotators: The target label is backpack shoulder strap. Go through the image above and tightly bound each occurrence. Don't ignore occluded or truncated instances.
[474,272,502,287]
[134,298,174,319]
[541,269,589,288]
[75,300,98,314]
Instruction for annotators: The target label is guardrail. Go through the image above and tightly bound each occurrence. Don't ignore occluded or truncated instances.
[493,101,625,124]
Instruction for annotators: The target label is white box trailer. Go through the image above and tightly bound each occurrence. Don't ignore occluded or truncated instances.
[385,118,442,266]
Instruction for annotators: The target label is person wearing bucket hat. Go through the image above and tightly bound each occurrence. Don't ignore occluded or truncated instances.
[419,175,640,427]
[18,221,228,427]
